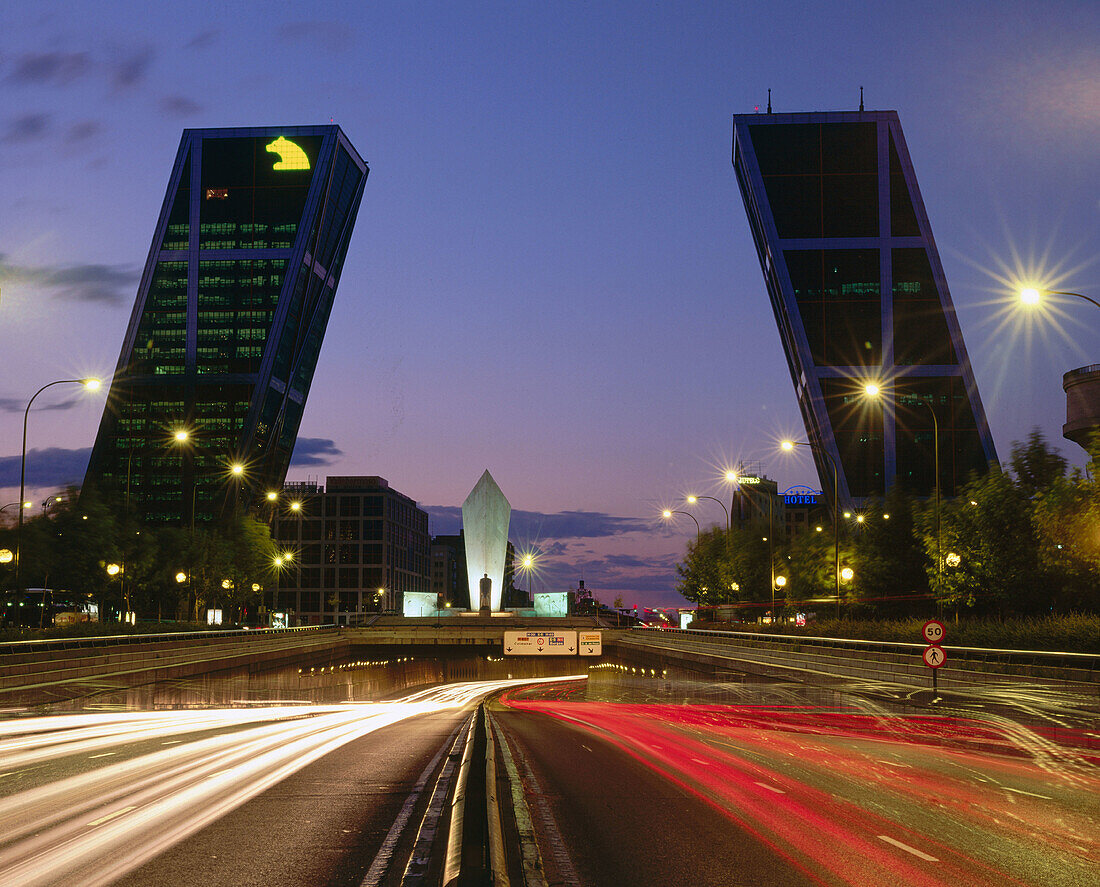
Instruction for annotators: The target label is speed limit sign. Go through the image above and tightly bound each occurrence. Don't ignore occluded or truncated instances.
[922,620,946,645]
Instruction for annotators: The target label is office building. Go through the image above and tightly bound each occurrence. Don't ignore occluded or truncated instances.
[732,110,996,506]
[430,534,467,608]
[272,476,430,625]
[84,126,368,524]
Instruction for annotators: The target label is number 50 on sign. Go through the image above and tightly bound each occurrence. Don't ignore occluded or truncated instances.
[922,620,946,644]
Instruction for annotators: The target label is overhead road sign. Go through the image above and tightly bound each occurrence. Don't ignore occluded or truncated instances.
[504,630,577,656]
[578,632,602,656]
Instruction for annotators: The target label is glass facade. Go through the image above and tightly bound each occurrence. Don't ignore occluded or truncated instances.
[85,127,368,524]
[733,111,995,504]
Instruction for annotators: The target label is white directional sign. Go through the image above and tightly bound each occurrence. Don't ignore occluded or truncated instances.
[922,645,947,669]
[504,630,577,656]
[921,619,946,645]
[578,631,602,656]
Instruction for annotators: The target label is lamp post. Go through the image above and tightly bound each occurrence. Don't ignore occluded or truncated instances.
[772,574,787,622]
[781,439,841,618]
[686,495,730,550]
[271,552,294,622]
[733,479,775,603]
[662,509,700,544]
[862,383,941,590]
[170,428,199,619]
[229,462,245,514]
[16,378,100,591]
[516,552,539,609]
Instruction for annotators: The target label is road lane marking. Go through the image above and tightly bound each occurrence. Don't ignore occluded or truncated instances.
[88,752,117,759]
[754,782,785,794]
[162,739,183,745]
[0,767,39,779]
[88,805,136,827]
[877,835,938,861]
[1004,787,1052,799]
[692,758,711,765]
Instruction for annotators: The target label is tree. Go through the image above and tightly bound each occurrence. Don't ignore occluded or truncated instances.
[187,514,276,622]
[786,527,833,605]
[916,466,1041,615]
[1031,470,1100,612]
[675,522,775,617]
[675,528,732,608]
[851,486,928,616]
[1010,428,1068,497]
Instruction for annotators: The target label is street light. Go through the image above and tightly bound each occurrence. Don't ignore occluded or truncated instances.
[16,378,101,591]
[105,562,130,624]
[1,502,29,514]
[517,551,539,601]
[270,553,293,619]
[781,438,841,617]
[662,509,700,544]
[772,574,787,621]
[686,494,731,551]
[862,382,942,586]
[1019,287,1100,311]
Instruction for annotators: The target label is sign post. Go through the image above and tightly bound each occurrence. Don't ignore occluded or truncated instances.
[921,620,946,699]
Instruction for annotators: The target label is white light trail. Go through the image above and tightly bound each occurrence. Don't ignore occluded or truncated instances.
[0,676,582,887]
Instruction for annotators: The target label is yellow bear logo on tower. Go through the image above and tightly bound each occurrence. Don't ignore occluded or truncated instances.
[265,137,310,171]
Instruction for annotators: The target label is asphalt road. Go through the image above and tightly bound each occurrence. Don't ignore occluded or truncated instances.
[2,673,1096,887]
[110,708,461,887]
[494,680,1100,887]
[0,679,573,887]
[495,701,820,887]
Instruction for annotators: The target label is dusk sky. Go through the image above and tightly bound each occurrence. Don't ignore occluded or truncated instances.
[1,1,1098,608]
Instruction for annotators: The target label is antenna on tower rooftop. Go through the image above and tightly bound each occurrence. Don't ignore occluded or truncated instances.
[767,88,772,114]
[859,86,864,112]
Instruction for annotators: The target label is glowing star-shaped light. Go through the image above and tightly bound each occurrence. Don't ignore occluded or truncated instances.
[265,137,310,171]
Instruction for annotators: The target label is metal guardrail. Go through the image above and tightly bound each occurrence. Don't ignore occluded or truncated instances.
[1064,363,1100,379]
[630,626,1100,668]
[0,624,337,657]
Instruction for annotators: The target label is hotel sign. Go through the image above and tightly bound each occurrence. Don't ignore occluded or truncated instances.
[782,485,821,506]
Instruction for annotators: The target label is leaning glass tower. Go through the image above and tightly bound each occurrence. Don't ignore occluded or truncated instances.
[85,126,368,524]
[732,110,996,507]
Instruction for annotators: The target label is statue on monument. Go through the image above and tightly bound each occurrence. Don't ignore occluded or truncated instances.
[479,573,492,614]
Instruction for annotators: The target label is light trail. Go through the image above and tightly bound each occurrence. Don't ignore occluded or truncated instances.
[0,676,580,887]
[500,696,1100,886]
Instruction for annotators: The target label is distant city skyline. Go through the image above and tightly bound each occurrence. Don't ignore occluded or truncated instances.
[1,1,1097,607]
